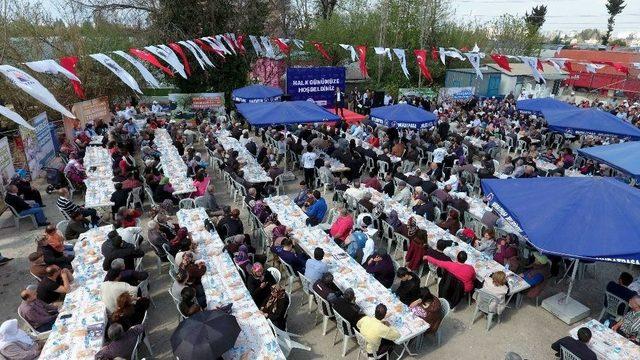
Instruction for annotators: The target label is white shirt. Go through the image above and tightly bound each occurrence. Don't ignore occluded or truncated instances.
[151,104,162,113]
[344,187,365,201]
[433,147,447,163]
[117,227,142,246]
[100,281,138,313]
[336,92,342,102]
[361,237,375,265]
[301,151,318,169]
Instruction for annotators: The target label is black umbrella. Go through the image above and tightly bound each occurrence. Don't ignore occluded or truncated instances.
[171,310,241,359]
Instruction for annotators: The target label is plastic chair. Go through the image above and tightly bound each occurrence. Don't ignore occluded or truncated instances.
[6,204,38,230]
[56,220,69,237]
[281,261,298,294]
[470,289,501,331]
[298,273,315,313]
[193,196,207,208]
[145,240,164,275]
[143,185,156,207]
[267,267,282,284]
[599,291,629,322]
[560,346,582,360]
[313,290,335,336]
[18,308,51,340]
[139,310,154,356]
[179,198,195,209]
[57,206,71,221]
[393,232,410,261]
[138,278,155,307]
[316,208,337,232]
[267,319,311,357]
[435,298,450,346]
[127,187,144,210]
[333,311,356,357]
[162,244,178,272]
[354,329,389,360]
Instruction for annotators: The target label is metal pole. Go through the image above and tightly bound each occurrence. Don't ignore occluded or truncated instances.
[564,259,579,303]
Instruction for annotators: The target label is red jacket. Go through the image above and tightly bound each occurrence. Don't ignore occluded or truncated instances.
[425,256,476,292]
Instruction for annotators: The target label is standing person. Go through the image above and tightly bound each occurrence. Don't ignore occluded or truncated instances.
[334,87,345,117]
[301,146,318,188]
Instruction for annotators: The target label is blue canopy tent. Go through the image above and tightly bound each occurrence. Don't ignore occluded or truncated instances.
[370,104,437,129]
[541,108,640,140]
[578,142,640,183]
[231,84,283,103]
[236,101,340,127]
[516,98,574,114]
[481,177,640,313]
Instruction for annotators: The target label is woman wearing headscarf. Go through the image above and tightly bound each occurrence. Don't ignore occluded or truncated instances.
[0,319,40,360]
[252,200,271,223]
[409,289,443,334]
[110,292,150,331]
[154,177,178,204]
[233,245,252,274]
[438,210,461,235]
[386,210,407,236]
[246,263,276,306]
[404,217,429,271]
[260,284,289,330]
[170,228,192,256]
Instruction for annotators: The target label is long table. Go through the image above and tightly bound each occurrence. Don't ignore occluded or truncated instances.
[83,146,115,209]
[361,187,530,295]
[341,131,402,163]
[39,225,113,359]
[212,130,273,183]
[154,128,196,195]
[176,208,285,360]
[569,319,640,360]
[264,196,429,356]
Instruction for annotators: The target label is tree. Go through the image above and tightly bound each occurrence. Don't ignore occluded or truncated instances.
[602,0,626,45]
[524,5,547,33]
[318,0,338,20]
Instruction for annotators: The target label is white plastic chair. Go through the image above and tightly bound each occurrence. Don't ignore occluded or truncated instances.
[561,346,582,360]
[6,204,38,230]
[333,311,356,357]
[281,261,298,294]
[179,198,195,209]
[470,289,501,331]
[127,187,144,211]
[316,209,338,232]
[267,319,311,357]
[267,267,282,284]
[298,273,315,313]
[599,291,629,322]
[354,329,389,360]
[193,196,207,208]
[56,220,69,237]
[435,298,450,346]
[18,309,51,340]
[313,290,335,336]
[162,244,178,272]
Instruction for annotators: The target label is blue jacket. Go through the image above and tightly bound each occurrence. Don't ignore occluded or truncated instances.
[306,198,327,221]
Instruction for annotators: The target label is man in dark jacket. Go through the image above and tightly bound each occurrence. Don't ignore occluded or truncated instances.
[101,231,144,271]
[551,327,597,360]
[394,267,421,305]
[331,288,365,328]
[313,272,342,302]
[4,184,49,226]
[65,211,90,240]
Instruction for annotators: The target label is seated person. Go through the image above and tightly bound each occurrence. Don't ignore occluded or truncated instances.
[394,267,421,305]
[305,191,327,226]
[38,237,74,270]
[356,304,401,356]
[612,296,640,343]
[28,252,47,279]
[169,228,192,255]
[37,265,72,304]
[18,285,59,332]
[365,248,395,288]
[358,192,375,213]
[44,225,73,255]
[409,288,443,334]
[246,263,277,306]
[100,268,139,313]
[271,237,308,274]
[412,194,435,221]
[438,210,461,235]
[110,182,130,217]
[147,220,169,261]
[604,272,638,319]
[11,175,43,206]
[101,231,144,271]
[519,252,551,300]
[425,251,476,293]
[4,184,49,226]
[110,292,149,331]
[115,207,142,228]
[329,207,354,244]
[473,229,497,258]
[478,271,509,315]
[219,209,244,238]
[179,287,202,317]
[260,284,290,330]
[0,319,41,360]
[109,258,148,286]
[313,272,342,302]
[95,323,144,360]
[293,181,310,207]
[331,288,365,328]
[550,327,597,360]
[64,211,90,240]
[56,187,99,226]
[304,247,328,285]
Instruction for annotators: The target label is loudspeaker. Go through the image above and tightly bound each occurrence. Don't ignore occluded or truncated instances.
[372,91,385,108]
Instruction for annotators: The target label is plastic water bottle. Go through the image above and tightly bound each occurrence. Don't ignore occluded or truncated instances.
[604,319,611,328]
[505,263,510,271]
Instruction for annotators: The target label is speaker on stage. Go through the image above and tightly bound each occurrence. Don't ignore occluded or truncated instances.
[372,91,385,108]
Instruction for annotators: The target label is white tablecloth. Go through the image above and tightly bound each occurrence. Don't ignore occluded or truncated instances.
[569,319,640,360]
[83,146,115,208]
[40,225,113,360]
[213,131,273,184]
[155,129,196,195]
[362,188,530,294]
[264,196,429,343]
[176,208,285,360]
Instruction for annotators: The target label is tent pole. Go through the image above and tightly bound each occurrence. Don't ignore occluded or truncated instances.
[563,259,579,304]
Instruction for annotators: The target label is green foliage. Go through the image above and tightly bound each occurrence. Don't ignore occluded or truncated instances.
[524,5,547,32]
[602,0,626,45]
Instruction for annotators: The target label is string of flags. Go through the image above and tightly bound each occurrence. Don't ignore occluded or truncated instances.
[1,32,638,122]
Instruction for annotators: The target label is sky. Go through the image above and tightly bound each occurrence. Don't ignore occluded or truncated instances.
[37,0,640,35]
[450,0,640,35]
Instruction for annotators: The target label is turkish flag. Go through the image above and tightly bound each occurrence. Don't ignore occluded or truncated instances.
[272,38,290,55]
[564,61,573,72]
[431,47,439,62]
[235,34,246,53]
[59,56,85,99]
[356,45,368,78]
[536,59,544,72]
[490,53,512,72]
[414,49,432,82]
[311,42,331,61]
[129,48,174,76]
[168,43,191,76]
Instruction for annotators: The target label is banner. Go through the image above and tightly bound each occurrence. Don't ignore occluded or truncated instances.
[24,59,81,82]
[0,105,35,130]
[19,123,40,179]
[0,137,15,188]
[89,53,143,93]
[64,97,111,141]
[168,93,225,110]
[286,66,346,107]
[33,112,56,169]
[113,50,161,88]
[438,87,475,102]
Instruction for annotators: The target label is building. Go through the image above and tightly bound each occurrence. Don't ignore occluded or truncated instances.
[558,49,640,98]
[444,63,567,98]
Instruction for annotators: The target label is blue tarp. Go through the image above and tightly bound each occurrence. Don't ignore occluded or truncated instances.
[370,104,437,129]
[231,84,283,103]
[516,98,574,114]
[481,177,640,264]
[578,142,640,182]
[541,108,640,140]
[236,100,340,127]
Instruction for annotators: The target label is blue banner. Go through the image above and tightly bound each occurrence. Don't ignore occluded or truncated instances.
[286,66,346,107]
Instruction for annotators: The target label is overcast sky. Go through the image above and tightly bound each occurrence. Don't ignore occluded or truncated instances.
[39,0,640,35]
[450,0,640,35]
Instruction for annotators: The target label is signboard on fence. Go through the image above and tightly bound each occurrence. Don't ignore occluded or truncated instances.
[64,96,111,141]
[19,123,40,179]
[168,93,225,111]
[0,137,15,188]
[438,87,476,102]
[286,66,346,107]
[33,112,56,169]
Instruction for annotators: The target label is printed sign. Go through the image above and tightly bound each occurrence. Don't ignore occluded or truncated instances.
[64,96,111,141]
[0,137,15,188]
[33,112,56,169]
[438,87,476,102]
[286,66,346,107]
[168,93,225,110]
